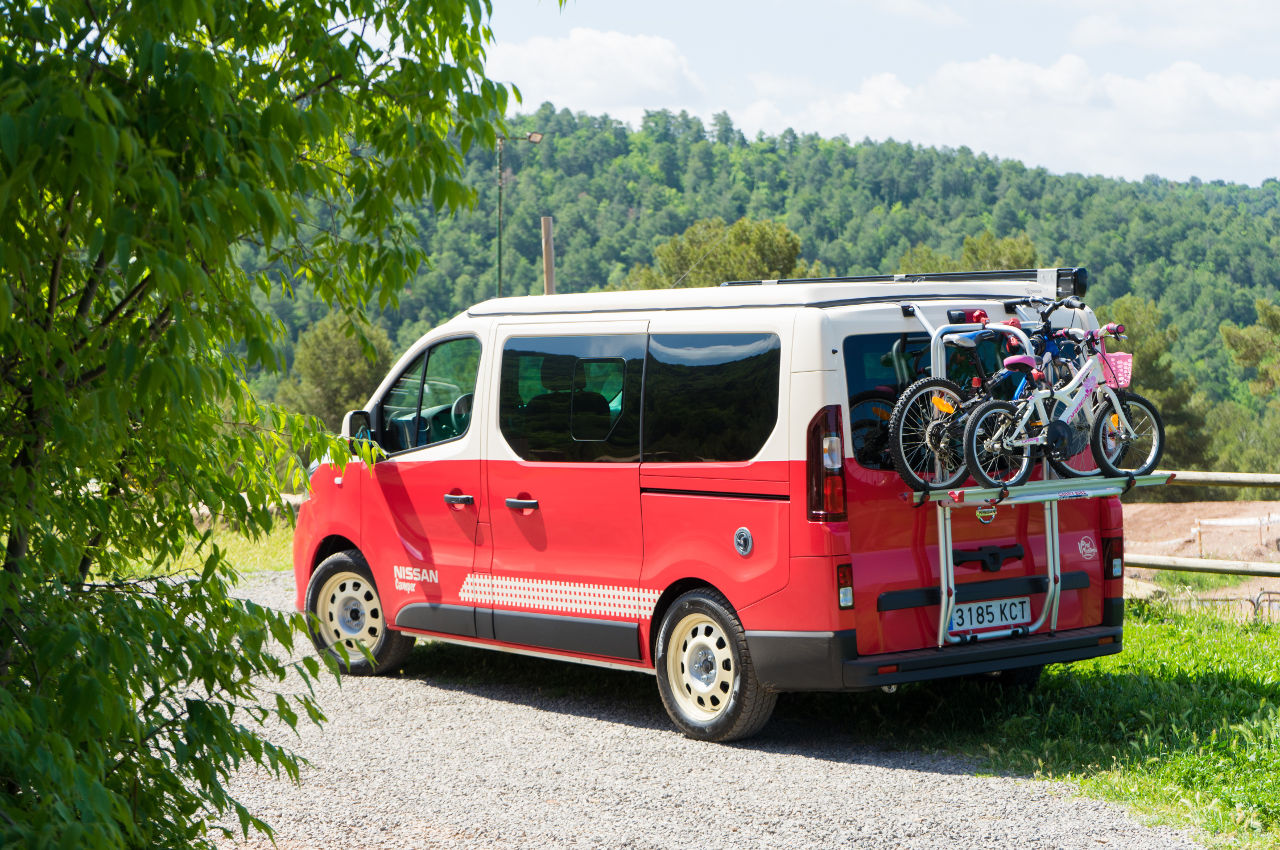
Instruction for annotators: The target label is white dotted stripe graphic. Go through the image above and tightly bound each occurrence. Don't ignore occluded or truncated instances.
[458,574,661,620]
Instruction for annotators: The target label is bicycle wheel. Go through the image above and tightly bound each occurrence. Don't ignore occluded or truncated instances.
[1045,398,1101,478]
[964,399,1034,488]
[1091,390,1164,477]
[888,377,967,491]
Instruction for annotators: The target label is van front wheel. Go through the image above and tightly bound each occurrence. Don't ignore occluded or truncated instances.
[305,550,414,676]
[654,589,776,742]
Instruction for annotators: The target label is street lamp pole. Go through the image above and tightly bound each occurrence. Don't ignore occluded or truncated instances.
[495,131,543,298]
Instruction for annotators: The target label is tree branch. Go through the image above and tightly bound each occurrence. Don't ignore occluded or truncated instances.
[45,192,79,331]
[75,249,110,324]
[294,73,342,104]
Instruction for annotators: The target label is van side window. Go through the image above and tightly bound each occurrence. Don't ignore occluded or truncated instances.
[378,337,481,454]
[643,333,780,463]
[499,335,644,462]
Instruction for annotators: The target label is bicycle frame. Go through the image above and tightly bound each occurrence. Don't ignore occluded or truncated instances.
[1000,345,1134,451]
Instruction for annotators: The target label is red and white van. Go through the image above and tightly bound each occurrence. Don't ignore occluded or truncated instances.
[294,269,1138,741]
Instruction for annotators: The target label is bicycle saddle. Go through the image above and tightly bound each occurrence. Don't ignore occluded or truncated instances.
[1003,354,1038,371]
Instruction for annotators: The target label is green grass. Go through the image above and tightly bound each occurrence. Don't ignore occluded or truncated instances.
[167,523,296,575]
[1152,568,1252,593]
[789,602,1280,846]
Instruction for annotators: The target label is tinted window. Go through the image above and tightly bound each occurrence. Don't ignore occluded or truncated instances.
[842,332,1010,470]
[378,337,481,454]
[643,333,780,463]
[499,335,644,462]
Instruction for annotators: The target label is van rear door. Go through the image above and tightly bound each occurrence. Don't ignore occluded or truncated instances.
[838,315,1107,656]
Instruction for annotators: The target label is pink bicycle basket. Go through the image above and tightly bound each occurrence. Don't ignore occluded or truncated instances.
[1102,352,1132,389]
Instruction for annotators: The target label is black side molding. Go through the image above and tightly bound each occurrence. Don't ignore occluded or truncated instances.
[877,570,1090,612]
[493,610,641,661]
[395,603,478,638]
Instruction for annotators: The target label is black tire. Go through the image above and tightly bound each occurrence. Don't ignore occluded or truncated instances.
[888,377,968,492]
[964,399,1033,488]
[654,588,776,742]
[1091,390,1165,477]
[305,550,415,676]
[1045,398,1101,478]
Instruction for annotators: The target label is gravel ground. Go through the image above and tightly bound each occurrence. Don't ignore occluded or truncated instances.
[218,571,1204,850]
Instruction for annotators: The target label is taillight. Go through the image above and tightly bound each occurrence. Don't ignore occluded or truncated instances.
[807,405,846,521]
[1101,536,1124,579]
[836,563,853,609]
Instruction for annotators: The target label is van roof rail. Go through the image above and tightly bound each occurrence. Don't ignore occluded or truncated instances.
[721,267,1088,298]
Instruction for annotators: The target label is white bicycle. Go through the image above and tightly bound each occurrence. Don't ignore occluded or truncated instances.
[962,322,1165,488]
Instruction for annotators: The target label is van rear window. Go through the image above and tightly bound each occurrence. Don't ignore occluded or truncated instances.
[643,333,780,463]
[842,332,1008,470]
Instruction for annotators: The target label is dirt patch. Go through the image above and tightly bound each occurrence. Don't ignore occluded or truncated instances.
[1123,500,1280,606]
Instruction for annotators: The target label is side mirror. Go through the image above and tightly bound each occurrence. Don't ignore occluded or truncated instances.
[342,410,373,455]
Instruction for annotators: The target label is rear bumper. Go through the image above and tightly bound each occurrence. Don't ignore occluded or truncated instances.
[746,625,1122,692]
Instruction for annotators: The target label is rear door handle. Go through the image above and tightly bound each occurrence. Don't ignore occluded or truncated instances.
[505,498,539,510]
[443,493,474,506]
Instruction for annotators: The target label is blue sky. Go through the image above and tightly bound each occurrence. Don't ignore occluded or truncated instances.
[487,1,1280,185]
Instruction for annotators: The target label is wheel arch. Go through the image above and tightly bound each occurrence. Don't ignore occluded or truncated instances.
[648,577,726,662]
[310,534,360,578]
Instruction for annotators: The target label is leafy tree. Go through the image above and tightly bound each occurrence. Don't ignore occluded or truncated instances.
[277,314,394,432]
[619,217,802,289]
[1096,296,1210,500]
[0,0,511,846]
[1212,298,1280,493]
[1221,298,1280,399]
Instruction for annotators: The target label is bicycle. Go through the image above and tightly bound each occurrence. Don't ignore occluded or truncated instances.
[887,297,1090,491]
[962,322,1164,488]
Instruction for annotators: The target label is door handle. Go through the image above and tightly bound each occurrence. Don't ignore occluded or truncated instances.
[505,498,539,510]
[443,493,474,506]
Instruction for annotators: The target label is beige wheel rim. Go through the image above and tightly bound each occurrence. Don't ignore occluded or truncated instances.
[317,571,384,654]
[666,612,735,722]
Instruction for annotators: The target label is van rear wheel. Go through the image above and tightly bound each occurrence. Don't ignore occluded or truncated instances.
[654,588,776,742]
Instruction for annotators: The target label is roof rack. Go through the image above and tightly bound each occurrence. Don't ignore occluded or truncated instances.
[721,267,1089,299]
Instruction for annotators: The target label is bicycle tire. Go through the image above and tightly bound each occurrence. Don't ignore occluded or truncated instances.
[888,377,968,492]
[964,399,1034,488]
[1091,390,1165,477]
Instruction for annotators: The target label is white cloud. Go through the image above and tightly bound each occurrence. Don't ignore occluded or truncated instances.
[488,28,705,122]
[1068,1,1280,51]
[740,55,1280,183]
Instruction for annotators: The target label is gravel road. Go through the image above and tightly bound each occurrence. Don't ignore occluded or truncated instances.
[218,571,1203,850]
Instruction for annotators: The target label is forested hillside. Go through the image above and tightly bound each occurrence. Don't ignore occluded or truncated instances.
[243,102,1280,475]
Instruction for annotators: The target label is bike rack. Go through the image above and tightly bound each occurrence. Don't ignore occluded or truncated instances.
[910,472,1172,647]
[899,301,1034,380]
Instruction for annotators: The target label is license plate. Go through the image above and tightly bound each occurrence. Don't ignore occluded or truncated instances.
[950,596,1031,631]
